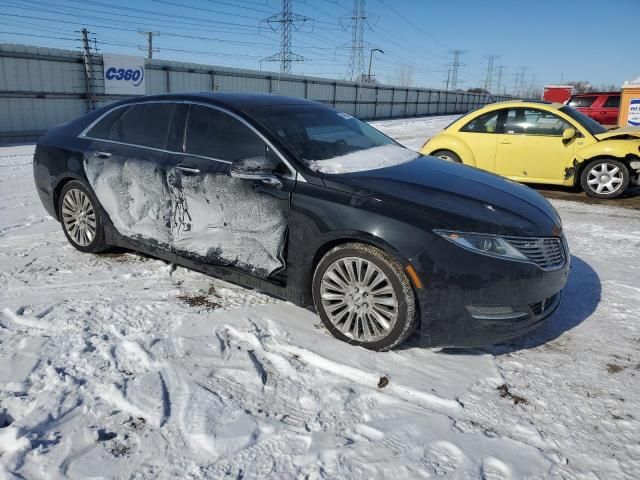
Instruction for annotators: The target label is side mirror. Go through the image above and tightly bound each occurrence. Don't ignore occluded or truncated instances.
[230,157,283,189]
[562,127,577,141]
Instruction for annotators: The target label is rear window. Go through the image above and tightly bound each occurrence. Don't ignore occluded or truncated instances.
[87,103,176,149]
[568,96,597,108]
[603,95,620,108]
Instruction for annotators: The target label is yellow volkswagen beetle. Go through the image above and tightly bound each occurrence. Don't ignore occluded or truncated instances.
[420,100,640,199]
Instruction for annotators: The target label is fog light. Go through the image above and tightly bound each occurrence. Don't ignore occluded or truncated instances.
[466,305,529,321]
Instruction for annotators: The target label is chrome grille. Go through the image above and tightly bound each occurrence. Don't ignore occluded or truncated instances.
[506,236,566,271]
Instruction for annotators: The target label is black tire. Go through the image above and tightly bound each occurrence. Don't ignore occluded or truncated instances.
[431,149,462,163]
[312,243,417,351]
[58,180,109,253]
[580,158,629,199]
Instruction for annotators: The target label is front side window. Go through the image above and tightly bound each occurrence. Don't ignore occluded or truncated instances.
[460,110,501,133]
[603,95,620,108]
[184,105,269,163]
[568,96,597,108]
[503,108,571,136]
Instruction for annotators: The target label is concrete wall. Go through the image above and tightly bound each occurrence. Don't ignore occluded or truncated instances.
[0,43,515,143]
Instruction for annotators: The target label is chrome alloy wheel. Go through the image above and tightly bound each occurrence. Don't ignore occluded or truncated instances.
[320,257,398,342]
[586,162,624,195]
[61,188,96,246]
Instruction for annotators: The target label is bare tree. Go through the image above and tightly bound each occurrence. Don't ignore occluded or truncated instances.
[398,64,414,87]
[566,81,593,93]
[596,83,619,92]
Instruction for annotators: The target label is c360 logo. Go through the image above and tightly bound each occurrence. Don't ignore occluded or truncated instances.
[105,66,144,86]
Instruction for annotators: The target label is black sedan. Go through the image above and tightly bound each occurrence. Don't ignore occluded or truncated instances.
[33,93,570,351]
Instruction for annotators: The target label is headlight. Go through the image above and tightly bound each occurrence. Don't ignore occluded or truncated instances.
[434,230,527,261]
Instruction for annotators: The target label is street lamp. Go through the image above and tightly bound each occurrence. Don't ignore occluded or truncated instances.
[367,48,384,83]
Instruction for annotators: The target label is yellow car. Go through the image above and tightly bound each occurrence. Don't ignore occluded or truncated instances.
[420,100,640,199]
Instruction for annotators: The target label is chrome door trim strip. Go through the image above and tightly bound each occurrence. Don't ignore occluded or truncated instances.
[78,98,306,182]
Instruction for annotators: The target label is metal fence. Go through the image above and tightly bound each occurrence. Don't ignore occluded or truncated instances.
[0,43,515,143]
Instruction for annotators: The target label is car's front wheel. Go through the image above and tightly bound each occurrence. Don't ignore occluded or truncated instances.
[58,180,109,253]
[581,159,629,199]
[312,243,417,351]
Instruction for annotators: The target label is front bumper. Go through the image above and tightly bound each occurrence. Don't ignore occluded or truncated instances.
[410,236,570,348]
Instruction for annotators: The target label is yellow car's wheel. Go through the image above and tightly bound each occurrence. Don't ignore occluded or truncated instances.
[431,150,461,163]
[580,159,629,199]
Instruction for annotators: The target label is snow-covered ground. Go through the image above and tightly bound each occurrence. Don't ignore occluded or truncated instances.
[1,116,639,479]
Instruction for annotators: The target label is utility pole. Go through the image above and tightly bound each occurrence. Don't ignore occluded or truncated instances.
[80,28,95,112]
[138,31,159,59]
[447,50,467,90]
[343,0,368,81]
[261,0,310,74]
[483,54,500,93]
[366,48,383,83]
[444,68,451,90]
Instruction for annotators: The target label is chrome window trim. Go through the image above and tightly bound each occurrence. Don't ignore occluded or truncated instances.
[78,99,306,182]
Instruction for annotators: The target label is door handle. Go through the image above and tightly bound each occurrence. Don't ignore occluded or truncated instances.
[95,151,112,158]
[176,165,201,175]
[230,171,283,189]
[499,139,511,144]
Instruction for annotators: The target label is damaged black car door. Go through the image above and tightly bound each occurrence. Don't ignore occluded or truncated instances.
[82,102,178,247]
[163,103,293,278]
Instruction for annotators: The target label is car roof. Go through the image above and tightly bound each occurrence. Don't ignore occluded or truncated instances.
[482,100,565,110]
[118,92,319,112]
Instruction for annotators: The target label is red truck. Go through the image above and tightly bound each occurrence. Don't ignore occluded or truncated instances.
[567,92,621,126]
[542,85,575,103]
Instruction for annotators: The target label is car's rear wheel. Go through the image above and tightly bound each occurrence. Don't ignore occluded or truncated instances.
[58,180,108,253]
[431,149,461,163]
[581,159,629,199]
[312,243,417,351]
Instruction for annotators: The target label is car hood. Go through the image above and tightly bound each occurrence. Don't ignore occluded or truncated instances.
[594,126,640,141]
[322,155,562,237]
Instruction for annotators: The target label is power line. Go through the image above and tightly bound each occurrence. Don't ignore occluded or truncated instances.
[261,0,311,73]
[374,0,450,52]
[483,54,500,93]
[496,65,506,94]
[342,0,369,80]
[447,49,467,90]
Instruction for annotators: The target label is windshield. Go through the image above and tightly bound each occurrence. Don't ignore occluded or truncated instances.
[559,106,607,135]
[250,104,418,173]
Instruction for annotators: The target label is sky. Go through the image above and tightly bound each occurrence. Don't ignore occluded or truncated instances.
[0,0,638,93]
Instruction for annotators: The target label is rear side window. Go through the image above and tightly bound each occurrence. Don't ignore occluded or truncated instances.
[460,110,501,133]
[184,105,267,162]
[603,95,620,108]
[85,106,129,140]
[111,103,176,149]
[568,96,597,108]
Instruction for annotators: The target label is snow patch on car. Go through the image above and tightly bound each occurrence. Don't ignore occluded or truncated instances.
[84,155,287,277]
[307,144,419,174]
